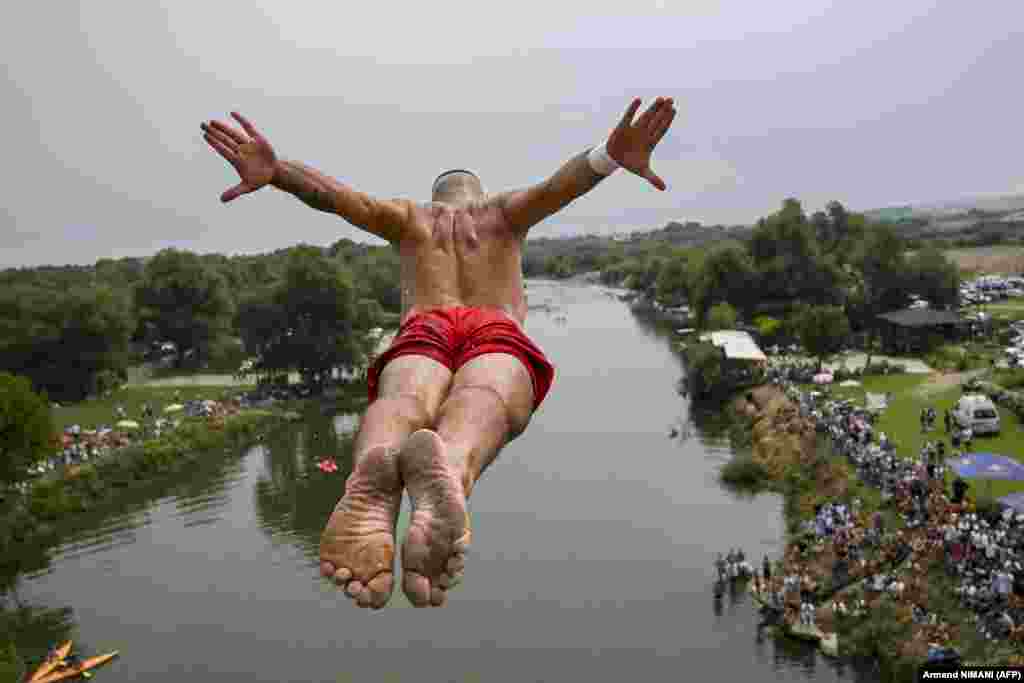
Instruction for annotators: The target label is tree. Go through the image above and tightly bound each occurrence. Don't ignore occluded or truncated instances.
[749,199,844,306]
[847,224,911,367]
[94,257,145,288]
[906,245,960,309]
[794,305,850,370]
[238,247,372,388]
[684,341,725,398]
[134,249,235,368]
[0,284,134,401]
[544,255,574,279]
[691,243,755,322]
[349,246,401,311]
[0,373,53,487]
[705,302,738,331]
[654,250,692,305]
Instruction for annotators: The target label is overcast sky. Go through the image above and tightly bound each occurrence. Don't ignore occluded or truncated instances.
[2,1,1022,268]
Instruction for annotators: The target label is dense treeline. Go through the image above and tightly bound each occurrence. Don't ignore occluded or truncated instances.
[0,240,401,402]
[593,199,959,333]
[1,198,963,402]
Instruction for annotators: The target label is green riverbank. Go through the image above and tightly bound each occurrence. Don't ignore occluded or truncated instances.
[725,383,1024,680]
[0,403,298,580]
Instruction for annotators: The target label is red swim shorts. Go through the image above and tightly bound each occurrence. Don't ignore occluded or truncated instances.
[367,307,555,410]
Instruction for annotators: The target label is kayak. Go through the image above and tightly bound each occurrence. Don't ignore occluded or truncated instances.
[27,641,73,682]
[32,652,119,683]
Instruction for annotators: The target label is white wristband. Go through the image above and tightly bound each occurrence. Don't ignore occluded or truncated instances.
[587,143,620,176]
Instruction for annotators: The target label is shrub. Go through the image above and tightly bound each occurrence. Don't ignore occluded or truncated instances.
[705,302,738,331]
[994,369,1024,389]
[863,359,908,376]
[753,315,782,344]
[0,373,54,487]
[925,345,966,372]
[4,409,283,553]
[720,455,770,490]
[683,342,724,397]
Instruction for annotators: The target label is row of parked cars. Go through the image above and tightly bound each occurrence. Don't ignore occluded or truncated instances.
[1004,320,1024,367]
[961,275,1024,306]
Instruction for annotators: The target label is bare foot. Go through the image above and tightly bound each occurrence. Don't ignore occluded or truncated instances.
[400,429,471,607]
[319,446,402,609]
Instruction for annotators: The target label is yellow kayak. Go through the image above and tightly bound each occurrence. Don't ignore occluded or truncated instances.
[32,651,119,683]
[27,641,73,682]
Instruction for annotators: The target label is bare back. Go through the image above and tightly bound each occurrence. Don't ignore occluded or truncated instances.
[396,199,527,325]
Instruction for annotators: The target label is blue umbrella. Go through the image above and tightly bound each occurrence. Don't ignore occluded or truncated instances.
[998,492,1024,514]
[950,453,1024,481]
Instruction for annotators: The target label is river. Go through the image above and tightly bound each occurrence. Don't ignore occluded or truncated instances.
[6,280,874,683]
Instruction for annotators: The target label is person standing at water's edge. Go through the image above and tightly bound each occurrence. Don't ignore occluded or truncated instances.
[200,97,678,608]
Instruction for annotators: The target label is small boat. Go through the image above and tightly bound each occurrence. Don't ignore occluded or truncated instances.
[32,651,119,683]
[27,641,73,682]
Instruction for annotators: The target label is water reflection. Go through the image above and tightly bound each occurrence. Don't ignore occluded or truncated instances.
[253,407,357,559]
[6,283,889,683]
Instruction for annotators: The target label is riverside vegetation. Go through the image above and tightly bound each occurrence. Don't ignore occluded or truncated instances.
[0,195,1019,679]
[719,370,1024,677]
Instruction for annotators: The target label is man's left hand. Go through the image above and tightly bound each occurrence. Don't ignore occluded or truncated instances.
[606,97,677,191]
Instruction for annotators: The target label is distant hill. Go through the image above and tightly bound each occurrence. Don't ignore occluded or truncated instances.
[633,220,754,246]
[863,193,1024,244]
[522,193,1024,252]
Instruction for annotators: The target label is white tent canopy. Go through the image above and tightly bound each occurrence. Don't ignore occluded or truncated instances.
[700,330,767,362]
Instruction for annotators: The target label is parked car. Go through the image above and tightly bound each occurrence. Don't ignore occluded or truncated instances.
[953,394,1001,435]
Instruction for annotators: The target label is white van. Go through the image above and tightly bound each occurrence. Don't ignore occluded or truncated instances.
[954,394,1001,435]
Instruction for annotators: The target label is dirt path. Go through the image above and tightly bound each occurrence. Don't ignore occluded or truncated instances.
[822,352,933,374]
[914,368,987,397]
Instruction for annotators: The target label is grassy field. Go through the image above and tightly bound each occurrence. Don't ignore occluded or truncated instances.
[974,299,1024,322]
[811,373,927,406]
[874,381,1024,496]
[52,385,253,432]
[812,372,1024,498]
[942,245,1024,275]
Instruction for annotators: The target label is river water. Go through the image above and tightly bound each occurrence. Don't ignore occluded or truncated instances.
[8,281,874,683]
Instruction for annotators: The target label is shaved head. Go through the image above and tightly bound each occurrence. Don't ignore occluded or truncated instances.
[431,169,485,203]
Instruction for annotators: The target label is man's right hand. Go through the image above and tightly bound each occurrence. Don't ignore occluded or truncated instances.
[201,112,277,203]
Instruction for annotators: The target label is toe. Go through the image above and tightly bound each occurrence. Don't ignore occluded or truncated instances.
[333,567,352,586]
[345,580,364,598]
[430,586,447,607]
[366,573,394,609]
[403,572,432,607]
[439,572,464,589]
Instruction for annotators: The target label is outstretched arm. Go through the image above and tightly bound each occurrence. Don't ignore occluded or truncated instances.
[201,112,410,243]
[269,160,411,243]
[498,97,676,234]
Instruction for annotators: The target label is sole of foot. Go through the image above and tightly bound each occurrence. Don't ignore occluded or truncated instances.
[319,445,402,609]
[399,429,471,608]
